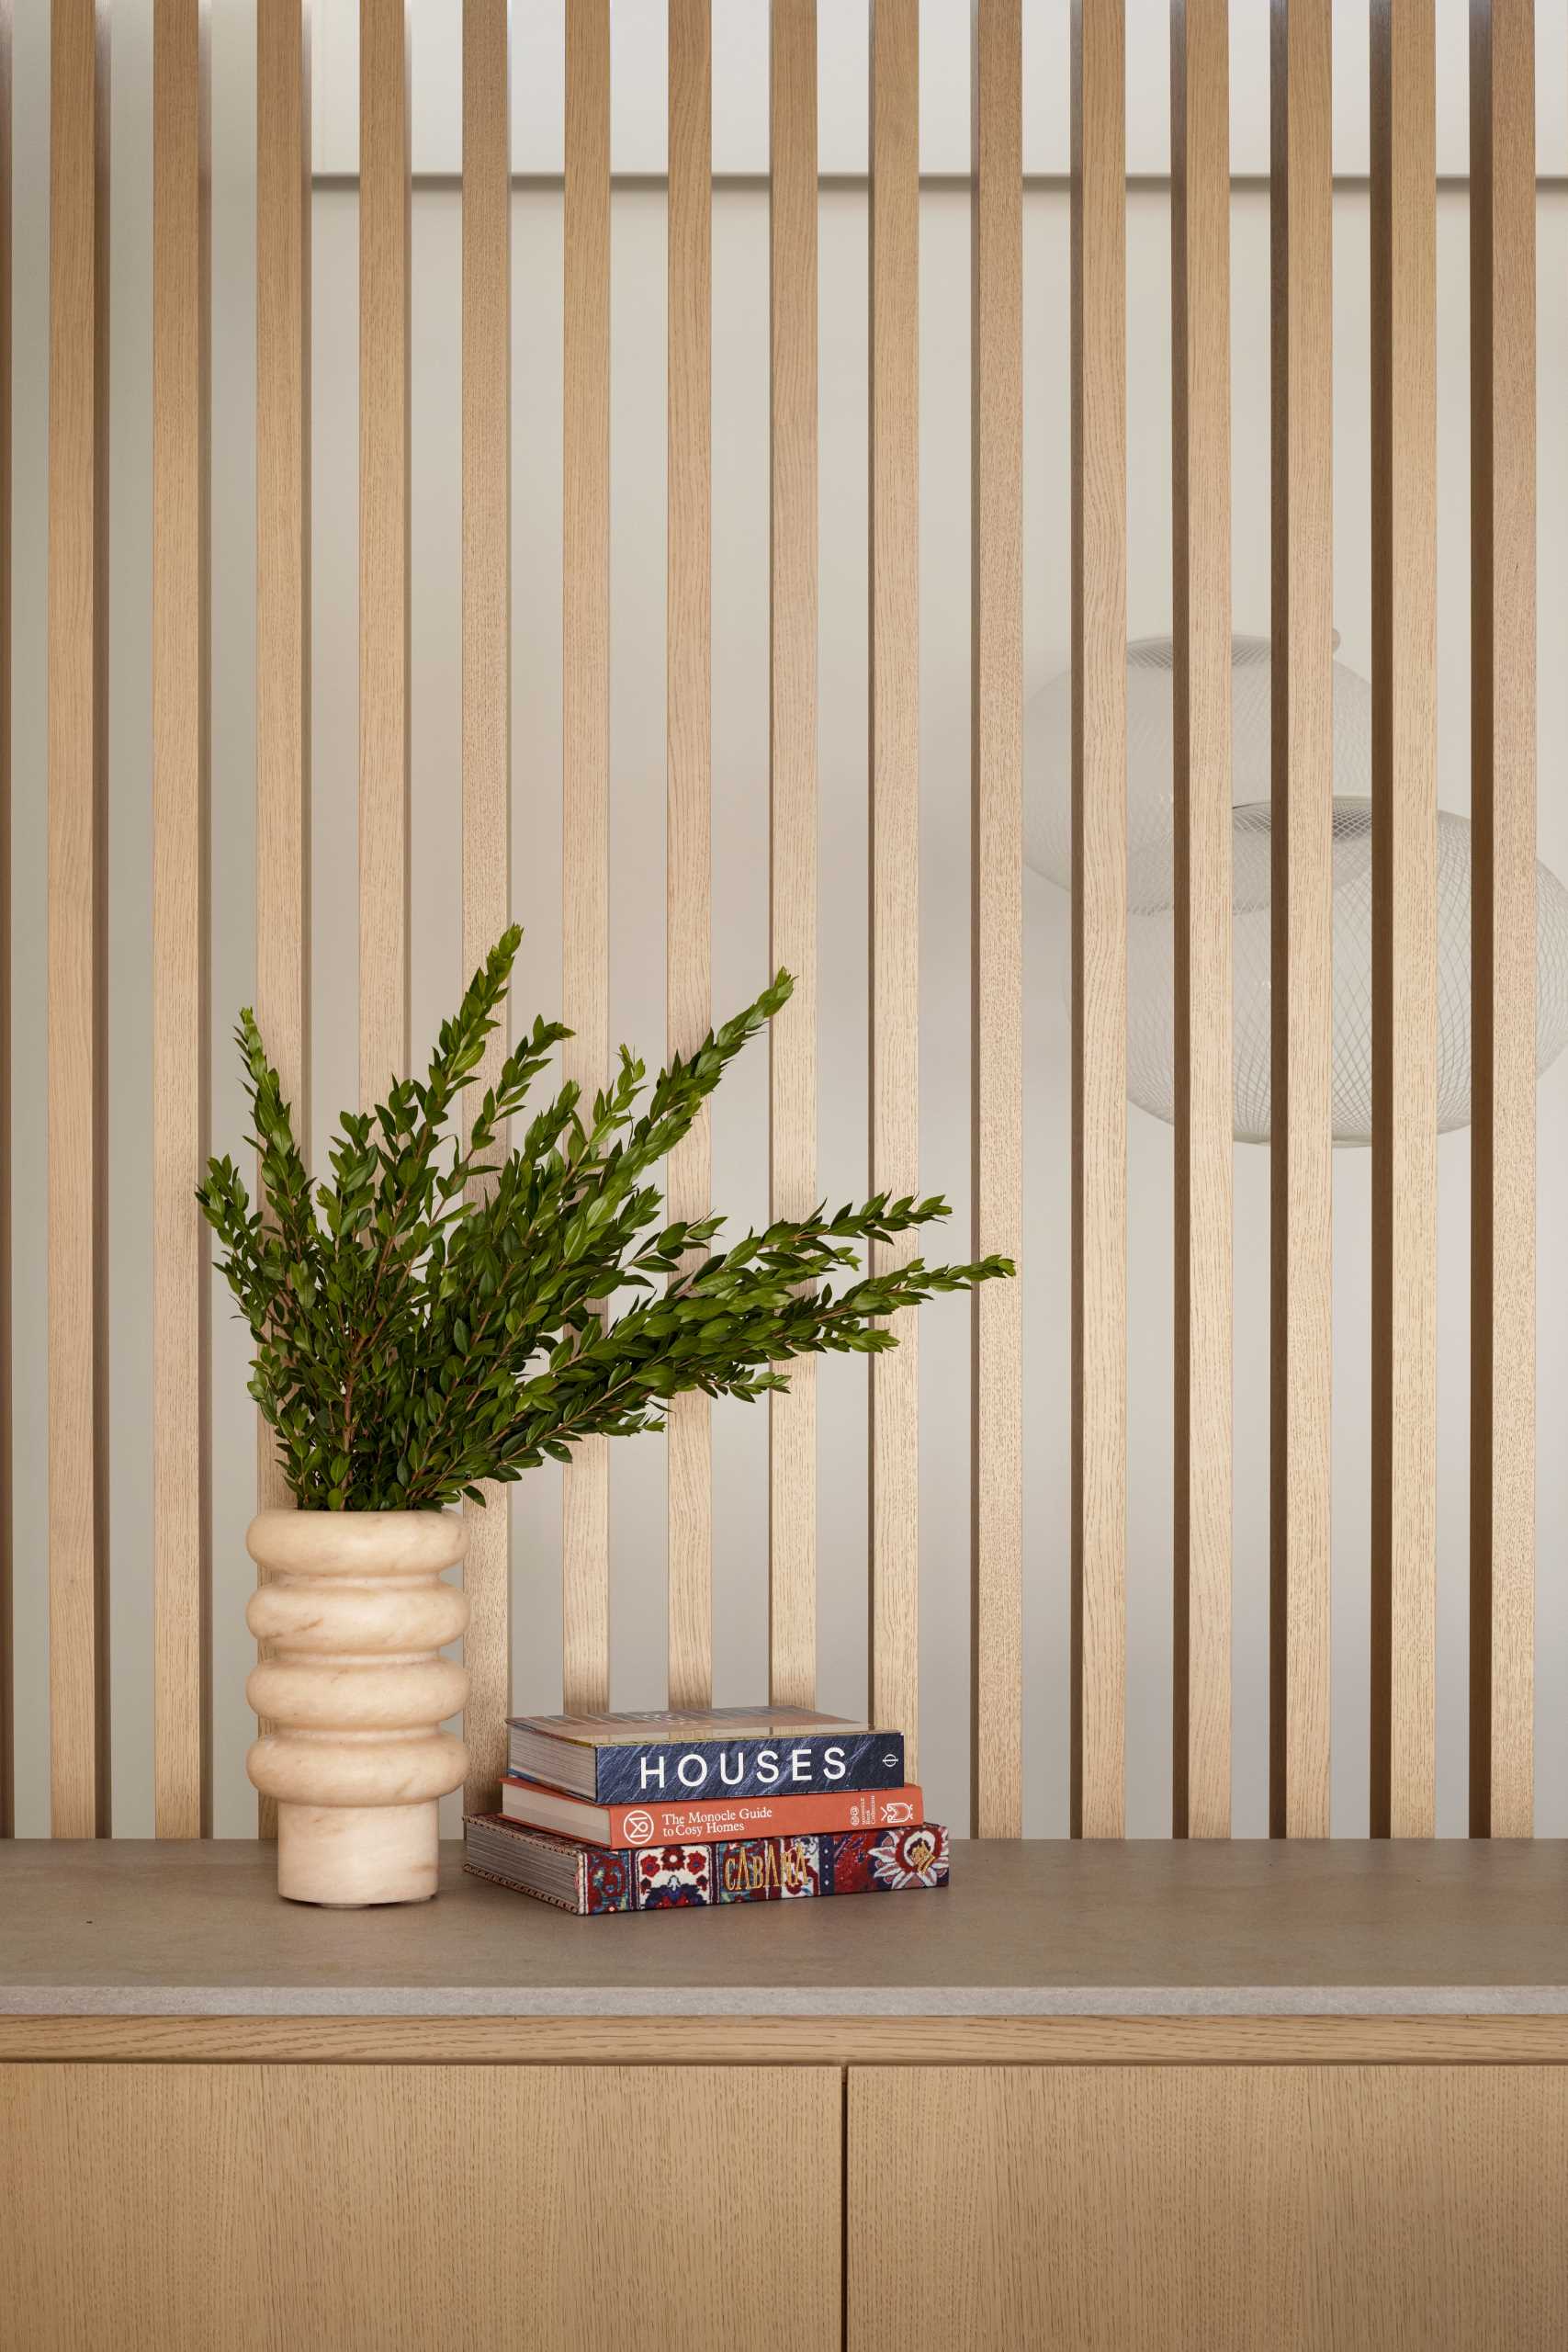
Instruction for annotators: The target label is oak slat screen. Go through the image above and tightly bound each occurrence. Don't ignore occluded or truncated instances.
[3,0,1550,1846]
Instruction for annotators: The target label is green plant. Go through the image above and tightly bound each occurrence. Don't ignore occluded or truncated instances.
[198,926,1014,1511]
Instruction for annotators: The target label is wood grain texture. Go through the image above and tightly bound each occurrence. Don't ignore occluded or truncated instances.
[1469,0,1535,1840]
[1070,0,1127,1843]
[1170,0,1231,1841]
[868,0,920,1777]
[768,0,818,1711]
[1370,0,1436,1842]
[13,2012,1568,2070]
[0,2064,841,2352]
[152,0,212,1840]
[969,0,1023,1839]
[666,0,714,1711]
[47,0,110,1838]
[254,0,311,1834]
[460,0,512,1815]
[358,0,411,1112]
[255,0,311,1535]
[0,0,11,1840]
[1269,0,1334,1840]
[850,2065,1568,2350]
[561,0,611,1713]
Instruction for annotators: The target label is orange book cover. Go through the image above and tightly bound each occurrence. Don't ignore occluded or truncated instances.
[500,1776,924,1849]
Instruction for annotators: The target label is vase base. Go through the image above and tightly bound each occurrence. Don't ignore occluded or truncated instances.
[276,1800,441,1908]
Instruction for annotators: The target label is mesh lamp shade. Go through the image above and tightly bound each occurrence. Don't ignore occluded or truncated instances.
[1124,799,1568,1144]
[1025,635,1568,1143]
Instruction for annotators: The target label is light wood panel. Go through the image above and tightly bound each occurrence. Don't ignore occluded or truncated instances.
[1469,0,1535,1840]
[47,0,110,1839]
[0,2064,841,2352]
[15,2011,1568,2070]
[850,2066,1568,2350]
[868,0,919,1774]
[1170,0,1231,1841]
[1070,0,1127,1842]
[255,0,311,1555]
[358,0,411,1111]
[1370,0,1436,1842]
[969,0,1023,1840]
[0,0,11,1841]
[561,0,611,1713]
[666,0,713,1711]
[460,0,512,1815]
[254,0,311,1838]
[1269,0,1334,1840]
[768,0,818,1711]
[152,0,211,1841]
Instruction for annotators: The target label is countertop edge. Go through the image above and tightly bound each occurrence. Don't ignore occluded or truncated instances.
[4,1984,1567,2019]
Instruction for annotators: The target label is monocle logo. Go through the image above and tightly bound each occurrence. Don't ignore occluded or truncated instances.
[621,1809,656,1843]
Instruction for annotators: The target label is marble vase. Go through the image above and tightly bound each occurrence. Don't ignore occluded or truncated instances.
[245,1510,470,1906]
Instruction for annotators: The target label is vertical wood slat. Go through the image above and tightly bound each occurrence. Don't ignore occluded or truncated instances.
[768,0,818,1710]
[1469,0,1534,1839]
[1370,0,1437,1840]
[255,0,310,1536]
[460,0,512,1815]
[48,0,110,1838]
[666,0,714,1711]
[1269,0,1334,1840]
[359,0,411,1111]
[0,0,12,1839]
[868,0,919,1771]
[970,0,1022,1837]
[1069,0,1127,1841]
[152,0,211,1838]
[561,0,612,1713]
[254,0,311,1837]
[1170,0,1231,1841]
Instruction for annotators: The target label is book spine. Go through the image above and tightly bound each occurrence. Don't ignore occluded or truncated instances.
[585,1785,925,1846]
[590,1729,907,1804]
[624,1823,949,1908]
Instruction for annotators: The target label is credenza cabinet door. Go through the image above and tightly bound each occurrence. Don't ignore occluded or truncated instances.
[848,2065,1568,2351]
[0,2064,840,2352]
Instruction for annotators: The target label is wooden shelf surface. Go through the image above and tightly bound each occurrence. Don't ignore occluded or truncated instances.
[1,1838,1565,2019]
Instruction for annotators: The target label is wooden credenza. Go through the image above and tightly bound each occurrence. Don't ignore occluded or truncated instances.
[4,1840,1568,2350]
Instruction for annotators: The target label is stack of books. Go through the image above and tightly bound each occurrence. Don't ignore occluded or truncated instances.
[463,1706,950,1915]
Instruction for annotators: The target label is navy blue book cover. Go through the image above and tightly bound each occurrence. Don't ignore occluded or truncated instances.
[506,1709,906,1803]
[591,1728,906,1804]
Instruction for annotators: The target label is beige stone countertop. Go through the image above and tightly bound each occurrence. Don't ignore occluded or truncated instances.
[0,1838,1563,2017]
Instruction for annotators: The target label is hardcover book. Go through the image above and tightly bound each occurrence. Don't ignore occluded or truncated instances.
[504,1706,906,1803]
[500,1774,924,1849]
[463,1812,950,1915]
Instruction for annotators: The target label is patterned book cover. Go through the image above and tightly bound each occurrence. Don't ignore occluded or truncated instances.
[463,1813,950,1915]
[500,1775,924,1848]
[505,1708,906,1803]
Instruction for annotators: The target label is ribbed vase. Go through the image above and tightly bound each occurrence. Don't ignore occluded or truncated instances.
[245,1510,470,1907]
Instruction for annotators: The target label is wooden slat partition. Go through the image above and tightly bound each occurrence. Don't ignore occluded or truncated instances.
[152,0,211,1839]
[358,0,411,1111]
[1369,0,1437,1840]
[47,0,110,1838]
[254,0,311,1838]
[460,0,512,1815]
[561,0,611,1713]
[1070,0,1127,1841]
[868,0,919,1771]
[1170,0,1231,1841]
[1469,0,1534,1839]
[970,0,1022,1838]
[1269,0,1334,1840]
[0,0,11,1841]
[666,0,713,1712]
[768,0,818,1711]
